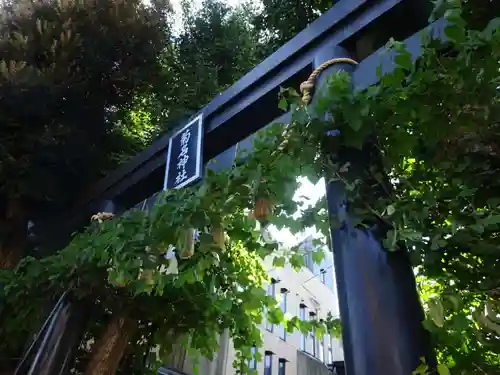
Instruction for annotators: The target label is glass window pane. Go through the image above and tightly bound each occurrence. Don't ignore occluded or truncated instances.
[278,360,286,375]
[264,353,273,375]
[309,311,316,356]
[249,346,257,369]
[299,305,306,350]
[281,292,287,311]
[266,316,274,332]
[267,280,276,297]
[266,281,276,332]
[279,323,286,340]
[320,270,326,284]
[279,292,287,340]
[265,354,272,367]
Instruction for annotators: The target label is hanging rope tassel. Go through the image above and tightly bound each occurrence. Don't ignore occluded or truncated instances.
[300,57,358,104]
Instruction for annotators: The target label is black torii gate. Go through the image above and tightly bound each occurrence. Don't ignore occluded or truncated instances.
[26,0,448,374]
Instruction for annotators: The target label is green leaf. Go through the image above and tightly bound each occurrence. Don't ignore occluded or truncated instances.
[437,364,450,375]
[483,17,500,40]
[313,324,325,339]
[458,188,477,197]
[430,235,441,250]
[278,97,288,111]
[394,52,412,71]
[251,287,267,300]
[486,197,500,208]
[311,249,325,264]
[412,361,429,375]
[348,118,363,132]
[444,24,465,43]
[383,229,398,251]
[444,294,461,312]
[272,256,286,268]
[398,229,423,241]
[290,253,305,271]
[422,317,435,332]
[219,298,233,313]
[298,320,312,334]
[480,215,500,226]
[427,297,445,328]
[360,104,370,117]
[268,307,285,325]
[470,224,484,233]
[444,8,462,21]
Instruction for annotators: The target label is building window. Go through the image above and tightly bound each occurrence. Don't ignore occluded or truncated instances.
[327,334,333,364]
[309,311,317,356]
[320,269,326,284]
[279,288,288,340]
[303,251,314,273]
[299,303,306,351]
[311,331,316,356]
[265,279,276,332]
[278,359,286,375]
[319,337,325,362]
[267,279,276,297]
[249,346,257,370]
[264,352,273,375]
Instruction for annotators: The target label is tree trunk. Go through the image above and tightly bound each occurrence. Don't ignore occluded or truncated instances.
[0,197,28,269]
[84,313,137,375]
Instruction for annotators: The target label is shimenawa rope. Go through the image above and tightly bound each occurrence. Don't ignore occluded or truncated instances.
[300,57,358,104]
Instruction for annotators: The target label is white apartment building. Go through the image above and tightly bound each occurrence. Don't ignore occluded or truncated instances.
[160,235,345,375]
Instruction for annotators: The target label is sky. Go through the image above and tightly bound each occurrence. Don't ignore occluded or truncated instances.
[168,0,248,32]
[268,177,327,248]
[170,0,244,12]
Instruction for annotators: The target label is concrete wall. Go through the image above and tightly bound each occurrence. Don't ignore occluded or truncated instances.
[161,331,230,375]
[297,350,331,375]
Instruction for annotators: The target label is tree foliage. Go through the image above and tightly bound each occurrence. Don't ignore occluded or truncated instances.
[0,0,171,204]
[251,0,336,57]
[0,0,172,267]
[152,0,261,129]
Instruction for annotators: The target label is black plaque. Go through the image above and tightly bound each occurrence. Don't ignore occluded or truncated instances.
[164,114,203,190]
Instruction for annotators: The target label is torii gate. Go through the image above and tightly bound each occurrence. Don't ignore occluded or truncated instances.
[26,0,447,374]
